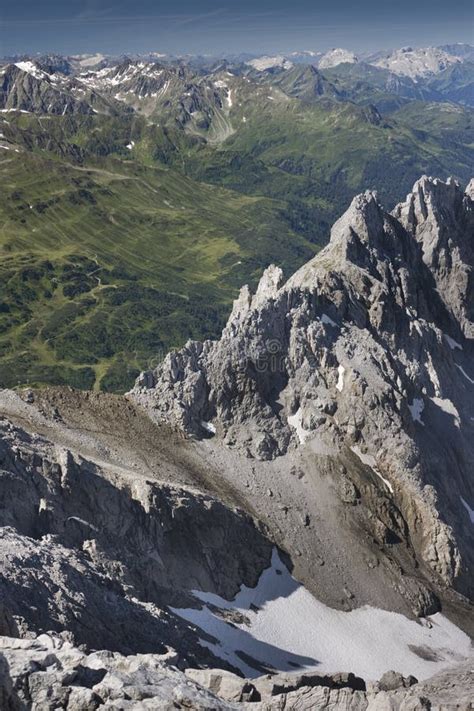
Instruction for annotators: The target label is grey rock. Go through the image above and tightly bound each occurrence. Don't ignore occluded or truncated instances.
[131,176,474,600]
[0,417,271,668]
[185,668,260,701]
[0,634,472,710]
[66,687,102,711]
[253,670,366,697]
[339,476,360,505]
[378,670,408,691]
[0,634,235,710]
[0,653,17,711]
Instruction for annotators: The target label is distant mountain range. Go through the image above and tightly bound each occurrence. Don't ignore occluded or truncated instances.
[1,44,473,118]
[4,42,474,74]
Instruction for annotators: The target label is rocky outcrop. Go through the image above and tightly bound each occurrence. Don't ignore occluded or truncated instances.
[0,634,472,710]
[0,416,271,665]
[393,176,474,338]
[131,177,474,599]
[0,634,230,710]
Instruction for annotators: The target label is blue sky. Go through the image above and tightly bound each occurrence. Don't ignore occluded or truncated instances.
[0,0,472,56]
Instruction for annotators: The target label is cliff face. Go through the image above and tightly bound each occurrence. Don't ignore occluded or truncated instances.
[0,392,272,667]
[132,177,474,598]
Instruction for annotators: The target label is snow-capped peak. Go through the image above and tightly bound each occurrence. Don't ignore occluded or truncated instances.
[318,48,358,69]
[78,60,166,92]
[373,47,461,79]
[14,61,48,80]
[247,55,293,71]
[70,53,106,68]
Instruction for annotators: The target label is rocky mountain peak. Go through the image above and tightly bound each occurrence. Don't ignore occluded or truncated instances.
[0,62,94,115]
[323,188,385,249]
[372,47,461,79]
[394,175,464,230]
[247,55,294,72]
[394,176,473,336]
[254,263,285,303]
[319,48,358,69]
[132,176,474,595]
[286,187,410,297]
[466,178,474,200]
[133,177,473,439]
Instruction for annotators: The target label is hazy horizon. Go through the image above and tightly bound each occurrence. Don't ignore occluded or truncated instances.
[1,0,473,56]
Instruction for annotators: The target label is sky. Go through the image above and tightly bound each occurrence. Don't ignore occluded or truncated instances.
[0,0,473,57]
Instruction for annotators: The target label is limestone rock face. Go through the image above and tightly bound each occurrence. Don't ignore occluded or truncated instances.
[0,634,472,711]
[393,176,474,338]
[0,634,232,710]
[132,177,474,597]
[0,416,271,664]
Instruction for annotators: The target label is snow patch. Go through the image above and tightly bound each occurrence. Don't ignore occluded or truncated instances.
[444,334,463,351]
[200,421,216,435]
[15,61,46,79]
[460,497,474,524]
[351,446,394,494]
[159,79,170,97]
[456,364,474,385]
[336,364,345,392]
[425,356,440,395]
[172,549,471,680]
[321,313,338,328]
[287,409,310,444]
[408,398,425,425]
[431,397,461,428]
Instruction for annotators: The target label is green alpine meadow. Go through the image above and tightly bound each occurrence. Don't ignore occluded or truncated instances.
[1,54,473,390]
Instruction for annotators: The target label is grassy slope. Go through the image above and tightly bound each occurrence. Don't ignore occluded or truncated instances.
[186,88,473,204]
[0,146,314,391]
[0,88,472,392]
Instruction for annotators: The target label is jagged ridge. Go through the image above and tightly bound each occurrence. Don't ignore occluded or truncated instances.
[132,176,474,599]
